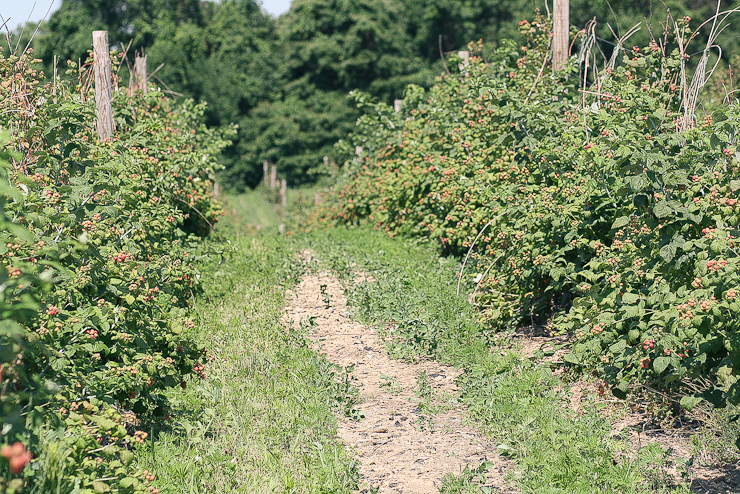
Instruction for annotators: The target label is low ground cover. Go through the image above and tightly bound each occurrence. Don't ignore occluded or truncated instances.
[133,192,359,493]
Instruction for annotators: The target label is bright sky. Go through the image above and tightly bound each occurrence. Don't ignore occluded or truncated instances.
[0,0,292,30]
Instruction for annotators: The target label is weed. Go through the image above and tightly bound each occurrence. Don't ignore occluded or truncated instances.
[416,371,433,400]
[439,461,493,494]
[379,374,403,395]
[320,283,332,308]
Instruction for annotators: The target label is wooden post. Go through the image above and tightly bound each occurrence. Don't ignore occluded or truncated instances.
[457,50,470,72]
[269,165,277,190]
[280,179,287,207]
[553,0,570,71]
[394,99,402,113]
[93,31,114,140]
[134,53,148,94]
[263,161,269,187]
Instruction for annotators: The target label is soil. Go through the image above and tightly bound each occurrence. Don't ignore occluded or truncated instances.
[284,263,514,494]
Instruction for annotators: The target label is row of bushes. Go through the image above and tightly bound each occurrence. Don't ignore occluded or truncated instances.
[0,48,230,492]
[324,15,740,408]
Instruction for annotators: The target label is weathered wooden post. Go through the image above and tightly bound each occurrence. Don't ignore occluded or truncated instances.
[394,99,402,113]
[270,165,277,190]
[134,53,148,94]
[93,31,114,140]
[263,161,269,187]
[280,179,287,207]
[553,0,570,71]
[457,50,470,72]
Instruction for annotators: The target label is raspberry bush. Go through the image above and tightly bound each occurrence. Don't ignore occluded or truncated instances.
[325,15,740,408]
[0,47,231,493]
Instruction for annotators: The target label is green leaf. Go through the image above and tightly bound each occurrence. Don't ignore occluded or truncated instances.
[611,216,629,229]
[653,200,672,218]
[659,243,676,262]
[609,340,627,354]
[652,356,671,374]
[119,449,134,466]
[730,180,740,191]
[93,480,111,493]
[51,357,70,371]
[679,395,702,411]
[629,174,650,191]
[622,293,639,304]
[612,380,629,400]
[119,477,135,489]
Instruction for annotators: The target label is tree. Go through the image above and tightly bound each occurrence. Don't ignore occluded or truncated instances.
[32,0,205,64]
[231,89,354,187]
[279,0,432,98]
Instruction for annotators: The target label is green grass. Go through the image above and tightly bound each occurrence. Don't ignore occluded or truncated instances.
[131,191,737,493]
[303,226,694,494]
[222,189,285,231]
[439,462,495,494]
[134,193,358,493]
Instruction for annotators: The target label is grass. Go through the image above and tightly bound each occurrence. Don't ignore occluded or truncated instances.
[413,371,456,432]
[132,191,738,493]
[134,191,358,493]
[379,374,403,394]
[302,225,705,493]
[439,462,495,494]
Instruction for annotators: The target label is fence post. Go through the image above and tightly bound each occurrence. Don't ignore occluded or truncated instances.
[394,99,402,113]
[270,165,277,190]
[93,31,114,140]
[280,179,287,207]
[134,52,148,94]
[553,0,570,71]
[457,50,470,72]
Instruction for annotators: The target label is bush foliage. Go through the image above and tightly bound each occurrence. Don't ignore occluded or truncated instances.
[0,47,229,493]
[324,16,740,408]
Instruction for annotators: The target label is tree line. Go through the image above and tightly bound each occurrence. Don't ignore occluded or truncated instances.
[14,0,735,189]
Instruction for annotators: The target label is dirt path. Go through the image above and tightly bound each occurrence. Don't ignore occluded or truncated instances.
[284,263,511,494]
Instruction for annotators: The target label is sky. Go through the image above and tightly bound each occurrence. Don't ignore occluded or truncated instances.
[0,0,292,30]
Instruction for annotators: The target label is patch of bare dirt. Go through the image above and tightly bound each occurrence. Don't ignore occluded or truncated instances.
[284,266,513,494]
[510,325,570,364]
